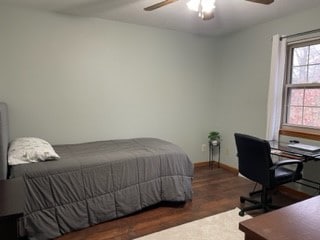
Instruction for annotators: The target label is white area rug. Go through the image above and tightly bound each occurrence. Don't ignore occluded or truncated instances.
[134,208,251,240]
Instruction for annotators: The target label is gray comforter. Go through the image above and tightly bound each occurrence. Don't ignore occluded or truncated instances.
[10,138,193,239]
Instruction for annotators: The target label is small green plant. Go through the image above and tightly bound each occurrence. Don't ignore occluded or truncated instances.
[208,131,221,142]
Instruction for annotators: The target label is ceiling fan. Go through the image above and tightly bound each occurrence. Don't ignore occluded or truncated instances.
[144,0,274,20]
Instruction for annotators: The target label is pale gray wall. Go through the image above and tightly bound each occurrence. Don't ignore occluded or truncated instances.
[2,3,320,174]
[216,5,320,194]
[0,6,220,162]
[217,5,320,168]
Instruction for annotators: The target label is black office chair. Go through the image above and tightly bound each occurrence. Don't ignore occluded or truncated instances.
[234,133,303,216]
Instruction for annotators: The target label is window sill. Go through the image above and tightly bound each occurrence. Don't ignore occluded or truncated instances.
[280,127,320,141]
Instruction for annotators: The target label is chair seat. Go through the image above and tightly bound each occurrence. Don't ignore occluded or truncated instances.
[273,166,302,185]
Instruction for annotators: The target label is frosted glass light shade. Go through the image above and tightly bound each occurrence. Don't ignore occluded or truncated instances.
[187,0,216,13]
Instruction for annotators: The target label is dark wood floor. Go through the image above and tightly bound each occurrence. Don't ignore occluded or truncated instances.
[57,164,308,240]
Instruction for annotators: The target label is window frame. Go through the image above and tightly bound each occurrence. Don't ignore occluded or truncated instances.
[281,38,320,140]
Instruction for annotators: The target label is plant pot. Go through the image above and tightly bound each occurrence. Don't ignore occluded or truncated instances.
[211,140,219,146]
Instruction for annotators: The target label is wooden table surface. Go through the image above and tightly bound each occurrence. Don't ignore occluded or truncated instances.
[239,195,320,240]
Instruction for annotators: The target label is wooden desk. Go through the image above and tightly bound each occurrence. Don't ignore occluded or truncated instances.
[0,178,24,239]
[239,196,320,240]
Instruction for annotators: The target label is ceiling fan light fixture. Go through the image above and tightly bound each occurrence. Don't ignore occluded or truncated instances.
[201,0,216,13]
[187,0,216,19]
[187,0,199,12]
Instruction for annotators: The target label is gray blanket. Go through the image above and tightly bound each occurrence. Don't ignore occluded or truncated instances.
[10,138,193,239]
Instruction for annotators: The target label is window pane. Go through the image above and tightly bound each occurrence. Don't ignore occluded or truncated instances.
[292,66,308,83]
[284,41,320,130]
[293,46,308,66]
[287,106,303,125]
[304,89,320,106]
[289,89,304,106]
[308,65,320,83]
[303,107,320,127]
[309,44,320,64]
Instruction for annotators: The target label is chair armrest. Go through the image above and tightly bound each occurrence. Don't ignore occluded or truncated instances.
[270,159,303,173]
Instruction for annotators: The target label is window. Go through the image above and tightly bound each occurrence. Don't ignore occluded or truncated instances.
[282,40,320,135]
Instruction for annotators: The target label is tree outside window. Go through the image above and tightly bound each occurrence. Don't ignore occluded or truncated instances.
[284,41,320,130]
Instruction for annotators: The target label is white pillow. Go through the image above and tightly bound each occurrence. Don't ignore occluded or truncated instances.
[8,137,60,166]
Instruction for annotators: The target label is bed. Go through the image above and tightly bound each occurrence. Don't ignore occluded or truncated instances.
[0,103,193,239]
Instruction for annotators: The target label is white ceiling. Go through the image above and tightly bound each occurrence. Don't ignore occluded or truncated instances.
[1,0,320,36]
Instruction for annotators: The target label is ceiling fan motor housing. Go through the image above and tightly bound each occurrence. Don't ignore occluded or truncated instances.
[246,0,274,4]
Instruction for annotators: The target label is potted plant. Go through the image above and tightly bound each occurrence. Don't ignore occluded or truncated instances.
[208,131,221,146]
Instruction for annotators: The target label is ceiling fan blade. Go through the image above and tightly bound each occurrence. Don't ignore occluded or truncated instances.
[246,0,274,4]
[144,0,178,11]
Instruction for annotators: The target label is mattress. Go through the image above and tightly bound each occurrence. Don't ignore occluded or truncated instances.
[10,138,193,239]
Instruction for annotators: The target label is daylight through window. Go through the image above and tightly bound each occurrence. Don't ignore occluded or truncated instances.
[283,40,320,130]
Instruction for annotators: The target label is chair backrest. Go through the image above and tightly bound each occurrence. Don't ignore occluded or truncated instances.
[234,133,273,185]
